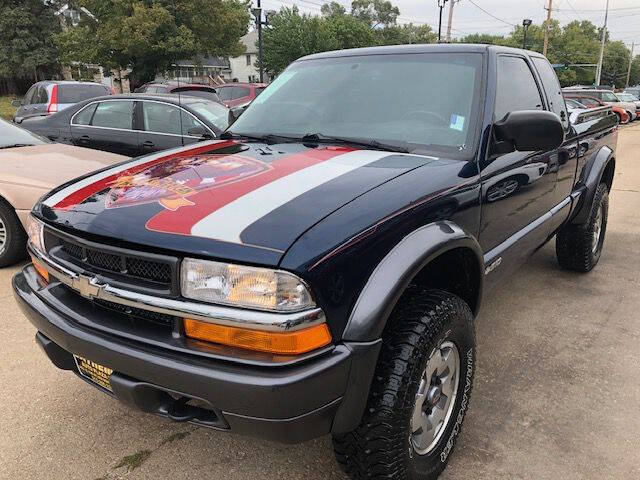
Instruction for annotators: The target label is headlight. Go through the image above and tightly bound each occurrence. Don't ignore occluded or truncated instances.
[180,258,315,312]
[26,215,45,253]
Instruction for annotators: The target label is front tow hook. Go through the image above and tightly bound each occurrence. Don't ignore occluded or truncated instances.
[167,396,198,422]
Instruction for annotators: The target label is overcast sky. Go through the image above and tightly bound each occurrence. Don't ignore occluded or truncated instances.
[259,0,640,47]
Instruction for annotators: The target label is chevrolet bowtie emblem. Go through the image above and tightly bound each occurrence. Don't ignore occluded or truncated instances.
[71,274,104,299]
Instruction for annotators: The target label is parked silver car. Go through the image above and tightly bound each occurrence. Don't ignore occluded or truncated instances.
[12,81,112,123]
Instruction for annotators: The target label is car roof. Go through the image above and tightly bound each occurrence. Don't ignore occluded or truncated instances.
[564,89,615,94]
[36,80,107,86]
[80,93,221,106]
[298,43,542,61]
[218,82,267,87]
[147,82,216,89]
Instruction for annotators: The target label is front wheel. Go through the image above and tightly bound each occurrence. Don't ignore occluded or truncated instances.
[332,288,476,479]
[0,200,27,267]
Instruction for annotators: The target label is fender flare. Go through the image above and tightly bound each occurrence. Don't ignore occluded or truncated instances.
[571,146,615,225]
[342,221,484,342]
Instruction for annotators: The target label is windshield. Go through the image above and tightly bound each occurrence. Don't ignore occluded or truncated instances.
[0,118,49,148]
[601,92,619,102]
[565,99,584,109]
[618,93,638,101]
[229,52,483,155]
[186,101,229,130]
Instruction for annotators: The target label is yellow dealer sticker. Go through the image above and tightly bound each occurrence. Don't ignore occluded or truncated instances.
[74,355,113,392]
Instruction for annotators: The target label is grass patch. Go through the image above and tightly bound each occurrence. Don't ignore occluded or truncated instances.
[0,96,17,120]
[159,430,191,446]
[112,449,152,472]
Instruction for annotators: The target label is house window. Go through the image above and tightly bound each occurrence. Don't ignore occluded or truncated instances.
[246,54,251,66]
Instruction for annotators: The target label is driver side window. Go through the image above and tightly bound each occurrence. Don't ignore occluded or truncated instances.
[495,56,544,120]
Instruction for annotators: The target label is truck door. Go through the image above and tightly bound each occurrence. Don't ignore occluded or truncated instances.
[531,56,576,221]
[479,54,559,279]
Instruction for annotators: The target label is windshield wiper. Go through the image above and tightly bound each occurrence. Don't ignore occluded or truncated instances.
[300,133,411,153]
[220,131,297,144]
[0,143,36,149]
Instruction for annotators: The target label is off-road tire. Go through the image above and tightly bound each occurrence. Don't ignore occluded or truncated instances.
[0,199,27,267]
[332,287,476,480]
[556,182,609,272]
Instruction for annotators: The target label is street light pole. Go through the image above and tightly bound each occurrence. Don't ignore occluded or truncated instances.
[522,19,532,50]
[437,0,448,43]
[252,1,264,83]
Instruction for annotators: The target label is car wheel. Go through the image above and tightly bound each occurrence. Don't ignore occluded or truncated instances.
[332,287,475,480]
[556,182,608,272]
[0,200,27,267]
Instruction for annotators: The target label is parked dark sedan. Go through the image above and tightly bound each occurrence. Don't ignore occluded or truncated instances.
[20,94,230,157]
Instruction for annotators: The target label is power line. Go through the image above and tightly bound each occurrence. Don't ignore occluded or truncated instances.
[555,6,640,12]
[466,0,516,27]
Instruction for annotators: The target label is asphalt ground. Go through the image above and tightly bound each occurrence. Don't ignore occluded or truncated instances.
[1,123,639,479]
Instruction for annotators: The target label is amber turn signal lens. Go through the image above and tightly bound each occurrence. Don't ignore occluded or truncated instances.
[183,319,332,355]
[31,257,49,284]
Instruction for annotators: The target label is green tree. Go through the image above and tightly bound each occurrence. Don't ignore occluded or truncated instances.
[629,56,640,87]
[376,24,436,46]
[55,0,250,85]
[601,41,631,87]
[321,2,347,17]
[262,7,337,76]
[0,0,61,84]
[460,33,514,46]
[350,0,399,28]
[327,14,376,49]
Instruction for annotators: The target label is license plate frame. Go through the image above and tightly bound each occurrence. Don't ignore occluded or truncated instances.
[73,355,114,393]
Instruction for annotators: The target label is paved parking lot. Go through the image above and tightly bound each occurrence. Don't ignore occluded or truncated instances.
[1,124,639,480]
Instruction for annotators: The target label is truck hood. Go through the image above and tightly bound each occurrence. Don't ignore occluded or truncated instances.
[38,140,434,266]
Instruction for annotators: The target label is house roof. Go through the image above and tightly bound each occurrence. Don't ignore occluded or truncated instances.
[240,31,258,55]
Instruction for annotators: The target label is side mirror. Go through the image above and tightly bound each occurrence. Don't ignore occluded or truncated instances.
[187,125,214,139]
[228,106,246,125]
[493,110,564,153]
[11,99,22,107]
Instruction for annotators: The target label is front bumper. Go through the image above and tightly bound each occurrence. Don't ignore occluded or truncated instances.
[13,266,381,443]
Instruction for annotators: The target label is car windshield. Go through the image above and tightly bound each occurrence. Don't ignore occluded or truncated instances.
[228,52,484,156]
[618,93,638,101]
[565,99,584,109]
[601,92,619,102]
[186,100,230,130]
[0,118,49,148]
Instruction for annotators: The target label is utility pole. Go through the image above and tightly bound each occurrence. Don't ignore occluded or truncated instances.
[445,0,458,43]
[625,41,635,89]
[543,0,553,57]
[437,0,448,43]
[595,0,610,86]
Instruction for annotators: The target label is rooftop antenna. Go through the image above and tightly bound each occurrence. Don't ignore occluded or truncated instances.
[175,63,185,143]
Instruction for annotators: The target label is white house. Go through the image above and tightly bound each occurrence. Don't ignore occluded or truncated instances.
[229,31,268,83]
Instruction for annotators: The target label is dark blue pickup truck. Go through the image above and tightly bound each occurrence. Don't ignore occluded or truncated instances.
[13,44,617,479]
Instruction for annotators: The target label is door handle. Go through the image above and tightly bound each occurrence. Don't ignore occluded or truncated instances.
[142,140,155,149]
[78,135,91,144]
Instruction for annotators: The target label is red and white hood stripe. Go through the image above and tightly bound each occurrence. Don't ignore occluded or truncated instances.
[41,141,424,254]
